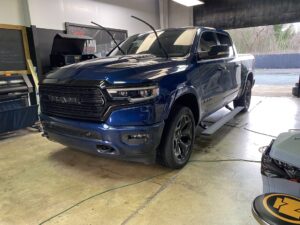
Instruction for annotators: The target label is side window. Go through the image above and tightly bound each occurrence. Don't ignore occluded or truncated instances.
[216,33,234,57]
[198,31,217,52]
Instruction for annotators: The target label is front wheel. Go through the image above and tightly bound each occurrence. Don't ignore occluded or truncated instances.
[234,79,252,112]
[158,105,195,169]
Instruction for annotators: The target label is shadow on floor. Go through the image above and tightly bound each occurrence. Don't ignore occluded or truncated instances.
[0,128,40,141]
[48,146,171,180]
[194,126,234,154]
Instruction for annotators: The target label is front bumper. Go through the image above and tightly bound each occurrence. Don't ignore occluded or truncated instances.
[40,114,164,164]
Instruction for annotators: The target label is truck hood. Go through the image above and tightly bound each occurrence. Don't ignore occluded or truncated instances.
[43,54,189,85]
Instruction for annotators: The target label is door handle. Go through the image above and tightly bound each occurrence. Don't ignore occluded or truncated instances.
[235,64,241,68]
[217,65,226,70]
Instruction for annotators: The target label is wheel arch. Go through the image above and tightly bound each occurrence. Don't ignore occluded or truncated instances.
[166,92,200,125]
[247,72,254,85]
[239,71,254,97]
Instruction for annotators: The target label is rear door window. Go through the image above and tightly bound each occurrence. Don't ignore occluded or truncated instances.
[216,33,234,57]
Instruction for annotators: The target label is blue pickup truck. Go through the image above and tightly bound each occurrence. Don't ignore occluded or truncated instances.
[40,26,254,169]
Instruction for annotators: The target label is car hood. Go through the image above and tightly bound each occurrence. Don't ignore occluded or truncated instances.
[42,54,190,85]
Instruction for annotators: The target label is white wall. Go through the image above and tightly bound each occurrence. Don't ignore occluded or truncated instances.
[26,0,160,35]
[0,0,30,26]
[0,0,192,34]
[168,0,193,28]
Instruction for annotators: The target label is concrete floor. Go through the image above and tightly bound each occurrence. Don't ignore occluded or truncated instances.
[1,96,299,225]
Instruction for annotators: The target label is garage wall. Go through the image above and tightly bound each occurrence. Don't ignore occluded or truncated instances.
[0,0,192,34]
[26,0,160,35]
[168,1,193,28]
[0,0,31,26]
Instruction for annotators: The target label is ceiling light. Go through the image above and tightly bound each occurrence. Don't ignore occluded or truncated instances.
[172,0,204,7]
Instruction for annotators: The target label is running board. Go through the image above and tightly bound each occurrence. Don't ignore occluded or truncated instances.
[201,107,244,135]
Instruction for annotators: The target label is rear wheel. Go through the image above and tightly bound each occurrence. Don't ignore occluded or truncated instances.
[234,79,252,112]
[158,105,195,169]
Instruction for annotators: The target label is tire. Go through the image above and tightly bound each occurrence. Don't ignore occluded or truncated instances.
[292,87,300,97]
[158,105,195,169]
[234,79,252,112]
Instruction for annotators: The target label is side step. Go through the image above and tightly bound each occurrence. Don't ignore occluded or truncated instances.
[201,107,244,136]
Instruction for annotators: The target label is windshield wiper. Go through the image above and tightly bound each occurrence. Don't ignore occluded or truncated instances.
[91,21,126,55]
[131,15,169,59]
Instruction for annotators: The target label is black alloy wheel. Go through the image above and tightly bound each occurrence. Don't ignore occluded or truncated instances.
[173,114,193,164]
[159,105,195,169]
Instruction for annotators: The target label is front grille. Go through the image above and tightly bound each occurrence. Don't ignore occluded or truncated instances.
[40,85,106,121]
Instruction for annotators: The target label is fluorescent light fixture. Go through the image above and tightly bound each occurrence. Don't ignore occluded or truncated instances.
[172,0,204,7]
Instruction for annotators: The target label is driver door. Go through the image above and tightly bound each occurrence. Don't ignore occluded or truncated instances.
[195,31,227,116]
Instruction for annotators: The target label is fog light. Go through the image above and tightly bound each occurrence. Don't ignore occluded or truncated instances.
[128,134,149,139]
[122,133,150,145]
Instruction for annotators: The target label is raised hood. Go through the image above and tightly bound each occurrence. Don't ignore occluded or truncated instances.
[42,54,188,85]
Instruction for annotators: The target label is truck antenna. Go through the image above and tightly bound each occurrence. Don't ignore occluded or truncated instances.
[131,15,169,59]
[91,21,126,55]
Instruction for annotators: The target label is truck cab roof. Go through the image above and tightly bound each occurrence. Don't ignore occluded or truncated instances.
[136,26,228,36]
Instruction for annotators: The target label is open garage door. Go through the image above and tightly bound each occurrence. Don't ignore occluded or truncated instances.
[193,0,300,97]
[227,23,300,97]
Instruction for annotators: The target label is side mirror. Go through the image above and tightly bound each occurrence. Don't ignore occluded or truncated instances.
[197,44,230,60]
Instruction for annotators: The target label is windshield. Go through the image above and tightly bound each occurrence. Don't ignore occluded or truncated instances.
[109,28,197,57]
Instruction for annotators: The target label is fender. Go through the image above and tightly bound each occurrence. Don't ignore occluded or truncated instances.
[238,72,254,98]
[163,83,200,123]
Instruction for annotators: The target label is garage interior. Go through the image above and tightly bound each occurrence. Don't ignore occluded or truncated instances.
[1,0,300,225]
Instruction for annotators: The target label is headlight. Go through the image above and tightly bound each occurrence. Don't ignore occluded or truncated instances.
[107,85,159,103]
